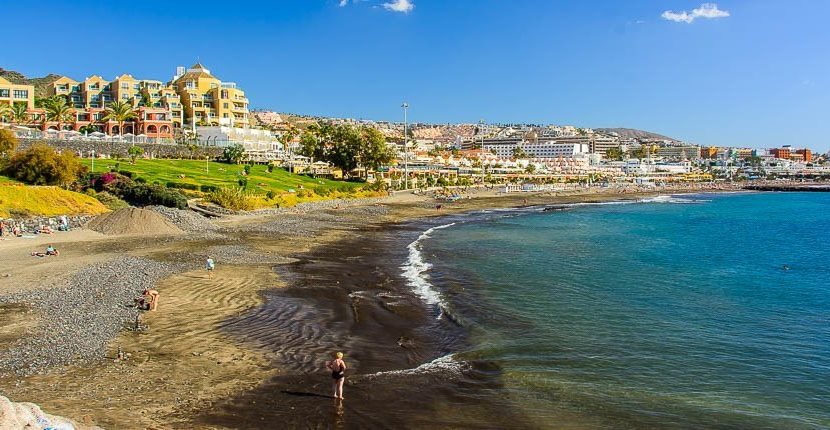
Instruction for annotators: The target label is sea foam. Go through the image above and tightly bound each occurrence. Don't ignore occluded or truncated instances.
[401,223,455,309]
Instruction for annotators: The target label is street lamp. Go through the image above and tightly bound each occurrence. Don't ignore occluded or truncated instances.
[479,118,485,184]
[402,102,409,190]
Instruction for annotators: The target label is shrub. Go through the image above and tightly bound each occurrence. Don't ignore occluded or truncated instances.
[363,180,388,193]
[296,188,315,198]
[243,164,251,175]
[206,187,256,211]
[222,144,245,164]
[274,194,298,208]
[314,186,333,197]
[266,190,276,200]
[238,177,248,189]
[120,183,187,209]
[200,184,219,193]
[95,191,129,210]
[266,164,274,173]
[0,129,18,164]
[5,143,86,186]
[118,170,134,178]
[166,181,199,191]
[134,177,147,184]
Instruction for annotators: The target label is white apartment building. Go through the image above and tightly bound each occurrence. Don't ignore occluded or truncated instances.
[196,126,283,161]
[656,145,700,160]
[483,140,591,159]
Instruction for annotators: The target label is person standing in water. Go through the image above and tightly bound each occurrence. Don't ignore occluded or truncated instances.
[206,256,215,279]
[326,352,347,399]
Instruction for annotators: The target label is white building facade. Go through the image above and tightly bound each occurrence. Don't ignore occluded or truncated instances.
[483,141,591,159]
[196,126,283,161]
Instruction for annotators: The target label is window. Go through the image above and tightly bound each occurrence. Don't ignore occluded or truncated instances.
[121,83,129,89]
[223,103,229,109]
[186,81,196,89]
[223,113,228,118]
[0,89,9,98]
[122,94,129,99]
[221,90,229,99]
[72,85,80,92]
[13,90,28,99]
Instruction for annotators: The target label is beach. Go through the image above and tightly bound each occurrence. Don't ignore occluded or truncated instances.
[0,182,750,428]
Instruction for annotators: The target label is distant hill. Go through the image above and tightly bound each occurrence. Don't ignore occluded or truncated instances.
[595,128,678,142]
[0,68,62,98]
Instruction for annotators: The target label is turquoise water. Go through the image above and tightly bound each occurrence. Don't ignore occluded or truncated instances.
[422,193,830,429]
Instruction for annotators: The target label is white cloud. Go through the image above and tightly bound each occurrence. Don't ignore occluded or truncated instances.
[692,3,730,19]
[382,0,414,13]
[339,0,348,6]
[662,3,730,23]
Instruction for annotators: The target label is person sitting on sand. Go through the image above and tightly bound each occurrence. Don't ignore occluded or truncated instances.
[325,352,347,400]
[31,245,59,257]
[135,288,160,311]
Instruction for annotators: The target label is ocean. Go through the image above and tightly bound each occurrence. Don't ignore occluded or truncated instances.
[410,192,830,429]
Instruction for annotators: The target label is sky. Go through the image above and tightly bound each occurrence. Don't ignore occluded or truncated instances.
[3,0,829,151]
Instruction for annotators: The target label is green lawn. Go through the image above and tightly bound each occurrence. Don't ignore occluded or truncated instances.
[0,175,20,184]
[79,159,361,194]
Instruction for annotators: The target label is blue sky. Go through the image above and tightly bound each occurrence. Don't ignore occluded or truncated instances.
[3,1,829,151]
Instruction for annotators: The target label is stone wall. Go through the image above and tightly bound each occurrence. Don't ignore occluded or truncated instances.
[0,215,94,234]
[17,138,224,160]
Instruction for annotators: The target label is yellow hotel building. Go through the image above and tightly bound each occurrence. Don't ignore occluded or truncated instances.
[0,76,35,110]
[45,63,247,130]
[170,63,249,128]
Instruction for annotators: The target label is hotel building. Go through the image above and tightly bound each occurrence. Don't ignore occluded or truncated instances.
[656,145,700,160]
[21,63,248,140]
[483,140,591,159]
[169,63,249,128]
[0,76,35,111]
[44,74,178,138]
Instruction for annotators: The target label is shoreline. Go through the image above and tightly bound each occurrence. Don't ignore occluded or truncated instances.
[0,183,764,427]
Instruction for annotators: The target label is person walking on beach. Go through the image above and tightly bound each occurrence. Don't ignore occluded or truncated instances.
[206,256,215,279]
[326,352,347,399]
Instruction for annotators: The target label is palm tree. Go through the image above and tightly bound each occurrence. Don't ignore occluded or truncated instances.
[279,125,298,158]
[43,96,75,132]
[0,104,11,123]
[11,103,29,125]
[102,100,137,136]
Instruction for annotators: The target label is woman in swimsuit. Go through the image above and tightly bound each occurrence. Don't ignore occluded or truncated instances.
[326,352,346,399]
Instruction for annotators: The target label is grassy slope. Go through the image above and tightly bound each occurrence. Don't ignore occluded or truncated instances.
[0,176,20,184]
[0,185,109,218]
[79,159,360,194]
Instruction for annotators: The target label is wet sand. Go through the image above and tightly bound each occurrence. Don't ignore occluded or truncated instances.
[0,185,745,428]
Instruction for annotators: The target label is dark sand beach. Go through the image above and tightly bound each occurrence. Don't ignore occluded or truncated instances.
[0,183,747,428]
